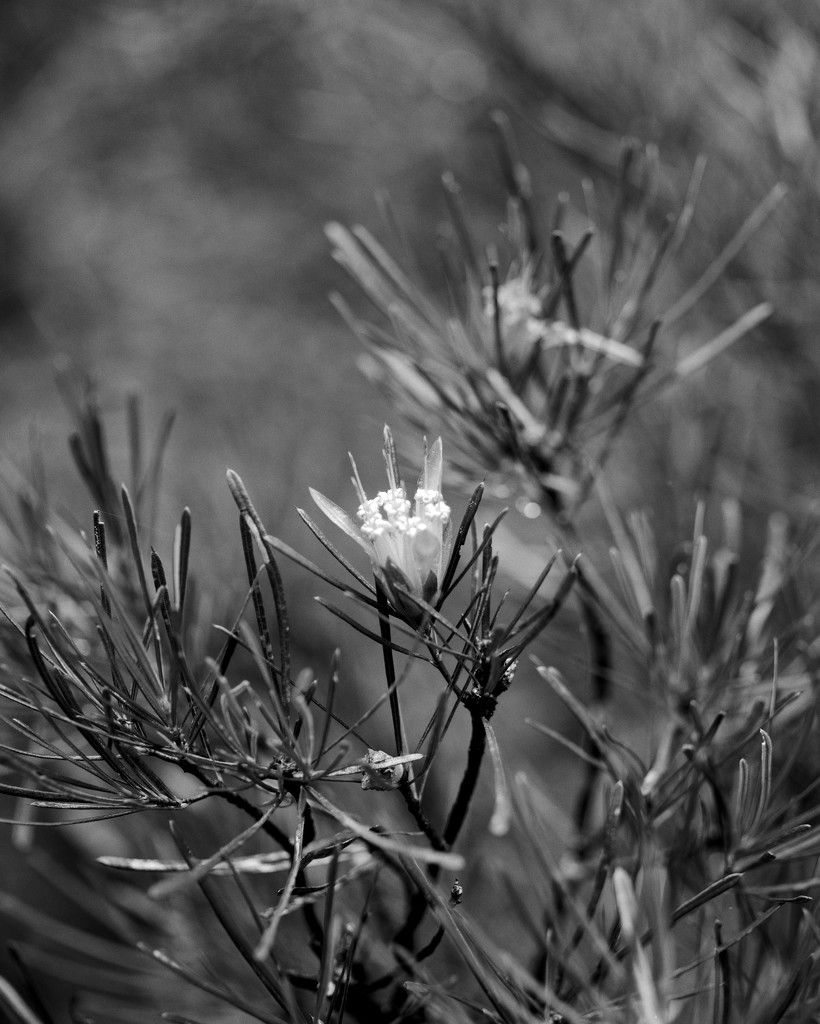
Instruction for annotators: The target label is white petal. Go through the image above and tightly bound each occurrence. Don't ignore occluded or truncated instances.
[422,436,443,492]
[382,425,401,491]
[309,488,371,552]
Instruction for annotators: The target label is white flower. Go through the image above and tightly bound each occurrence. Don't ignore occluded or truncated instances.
[310,428,452,625]
[483,273,645,369]
[483,272,545,353]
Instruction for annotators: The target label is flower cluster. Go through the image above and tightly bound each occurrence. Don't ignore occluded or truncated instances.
[328,139,771,515]
[357,484,450,600]
[311,427,452,626]
[484,272,645,369]
[483,271,544,355]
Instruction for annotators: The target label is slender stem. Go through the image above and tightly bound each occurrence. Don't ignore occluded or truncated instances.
[416,923,446,962]
[545,483,613,834]
[395,704,486,951]
[576,570,611,704]
[489,257,509,377]
[442,702,486,849]
[400,783,447,852]
[571,572,612,833]
[375,583,407,758]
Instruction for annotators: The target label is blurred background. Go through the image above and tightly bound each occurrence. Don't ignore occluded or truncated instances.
[2,0,818,724]
[2,0,815,524]
[1,0,820,1013]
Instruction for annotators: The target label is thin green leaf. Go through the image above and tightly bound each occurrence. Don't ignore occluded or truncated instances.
[485,723,511,837]
[675,303,772,379]
[308,488,370,552]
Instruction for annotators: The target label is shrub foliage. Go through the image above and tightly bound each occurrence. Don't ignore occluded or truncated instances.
[0,126,817,1024]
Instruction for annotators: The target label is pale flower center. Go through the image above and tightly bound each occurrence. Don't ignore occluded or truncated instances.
[484,278,540,321]
[483,277,544,346]
[358,487,450,541]
[356,481,451,611]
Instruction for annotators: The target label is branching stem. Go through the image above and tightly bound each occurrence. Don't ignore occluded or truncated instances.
[400,783,447,852]
[179,757,294,854]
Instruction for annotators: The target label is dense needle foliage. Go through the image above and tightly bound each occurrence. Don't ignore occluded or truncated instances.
[0,120,819,1024]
